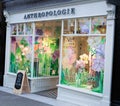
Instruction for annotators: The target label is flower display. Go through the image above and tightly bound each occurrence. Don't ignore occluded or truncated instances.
[62,56,72,70]
[61,36,105,93]
[91,58,104,72]
[81,24,89,34]
[87,37,101,48]
[52,50,59,61]
[10,37,32,76]
[75,60,85,71]
[90,38,105,72]
[62,47,76,70]
[79,53,89,64]
[62,47,76,67]
[96,44,105,58]
[91,17,106,34]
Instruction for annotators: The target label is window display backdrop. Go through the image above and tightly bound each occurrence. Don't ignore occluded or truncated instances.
[10,36,32,77]
[61,16,106,93]
[10,21,61,77]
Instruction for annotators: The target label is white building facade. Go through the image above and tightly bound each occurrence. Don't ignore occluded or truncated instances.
[3,0,115,106]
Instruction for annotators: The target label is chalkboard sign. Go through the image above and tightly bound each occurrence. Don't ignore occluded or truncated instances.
[14,72,23,89]
[13,70,30,94]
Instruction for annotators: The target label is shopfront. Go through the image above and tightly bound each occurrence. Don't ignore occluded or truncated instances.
[3,1,115,106]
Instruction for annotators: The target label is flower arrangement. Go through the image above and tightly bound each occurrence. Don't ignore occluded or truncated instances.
[87,37,105,93]
[75,53,88,72]
[10,37,32,76]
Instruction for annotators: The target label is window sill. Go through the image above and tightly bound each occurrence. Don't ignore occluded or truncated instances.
[57,84,103,98]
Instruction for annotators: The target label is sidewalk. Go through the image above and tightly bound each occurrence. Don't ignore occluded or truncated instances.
[0,87,80,106]
[0,91,52,106]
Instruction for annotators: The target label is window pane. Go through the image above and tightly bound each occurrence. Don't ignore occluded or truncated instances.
[63,19,75,34]
[76,18,90,34]
[35,20,61,37]
[91,16,106,34]
[25,23,33,35]
[34,37,59,77]
[11,24,17,35]
[34,20,61,77]
[61,36,105,93]
[35,22,44,36]
[10,36,32,77]
[18,23,24,35]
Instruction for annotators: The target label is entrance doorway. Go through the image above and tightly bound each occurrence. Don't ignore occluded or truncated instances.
[34,88,57,99]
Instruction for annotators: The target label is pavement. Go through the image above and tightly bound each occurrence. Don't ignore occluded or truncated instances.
[0,87,80,106]
[0,91,52,106]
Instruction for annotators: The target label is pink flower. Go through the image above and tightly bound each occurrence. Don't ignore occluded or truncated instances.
[62,47,77,70]
[62,56,72,70]
[68,53,76,65]
[75,60,85,70]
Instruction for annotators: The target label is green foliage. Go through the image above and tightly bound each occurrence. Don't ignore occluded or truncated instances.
[10,38,31,76]
[20,38,29,47]
[101,37,106,44]
[16,46,21,54]
[55,26,61,37]
[80,71,89,85]
[61,69,68,84]
[10,52,17,73]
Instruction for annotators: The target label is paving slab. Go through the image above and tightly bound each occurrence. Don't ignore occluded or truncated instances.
[0,91,53,106]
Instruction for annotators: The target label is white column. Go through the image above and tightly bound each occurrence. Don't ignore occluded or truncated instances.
[101,4,116,106]
[4,10,10,75]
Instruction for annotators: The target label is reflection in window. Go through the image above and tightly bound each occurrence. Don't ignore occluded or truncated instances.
[35,22,44,36]
[91,16,106,34]
[61,36,105,93]
[11,24,17,35]
[63,19,75,34]
[25,23,33,35]
[76,18,90,34]
[10,36,32,76]
[18,24,24,35]
[35,20,61,37]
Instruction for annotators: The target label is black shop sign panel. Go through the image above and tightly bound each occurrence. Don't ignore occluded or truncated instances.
[13,71,30,94]
[14,72,23,89]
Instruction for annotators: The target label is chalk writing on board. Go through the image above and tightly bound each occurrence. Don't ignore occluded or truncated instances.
[14,72,23,89]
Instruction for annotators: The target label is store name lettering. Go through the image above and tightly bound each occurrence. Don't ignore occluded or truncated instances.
[24,8,75,19]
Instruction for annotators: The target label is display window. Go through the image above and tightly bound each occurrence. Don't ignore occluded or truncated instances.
[9,16,106,91]
[25,23,33,35]
[34,21,61,77]
[34,37,59,77]
[18,23,24,35]
[61,16,106,93]
[10,20,61,77]
[76,18,90,34]
[63,19,75,34]
[91,16,106,34]
[11,24,17,35]
[10,36,32,77]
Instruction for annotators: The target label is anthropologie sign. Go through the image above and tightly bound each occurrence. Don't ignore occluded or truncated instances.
[24,8,75,19]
